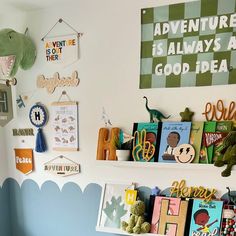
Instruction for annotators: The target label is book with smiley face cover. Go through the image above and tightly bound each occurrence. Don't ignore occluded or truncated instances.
[158,122,192,163]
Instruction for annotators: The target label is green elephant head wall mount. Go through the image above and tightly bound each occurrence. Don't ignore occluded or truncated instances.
[0,28,36,86]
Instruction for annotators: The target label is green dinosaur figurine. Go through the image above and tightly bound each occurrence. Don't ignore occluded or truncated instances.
[143,96,170,122]
[214,132,236,177]
[0,28,36,79]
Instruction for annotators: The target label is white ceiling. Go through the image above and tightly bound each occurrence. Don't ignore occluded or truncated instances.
[1,0,75,11]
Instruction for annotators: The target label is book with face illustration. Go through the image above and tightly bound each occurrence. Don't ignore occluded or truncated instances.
[158,122,191,163]
[188,199,223,236]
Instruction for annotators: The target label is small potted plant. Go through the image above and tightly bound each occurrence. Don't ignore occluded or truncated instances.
[114,131,133,161]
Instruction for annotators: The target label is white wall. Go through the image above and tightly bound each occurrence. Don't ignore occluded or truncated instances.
[1,0,235,195]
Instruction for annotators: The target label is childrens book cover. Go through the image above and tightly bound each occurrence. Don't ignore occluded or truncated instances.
[190,121,204,163]
[188,199,223,236]
[158,122,191,163]
[199,121,217,164]
[216,121,233,132]
[151,196,181,235]
[213,121,233,163]
[98,183,136,229]
[132,122,162,162]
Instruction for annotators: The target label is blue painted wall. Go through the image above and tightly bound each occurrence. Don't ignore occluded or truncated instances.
[0,179,113,236]
[0,180,11,236]
[0,178,153,236]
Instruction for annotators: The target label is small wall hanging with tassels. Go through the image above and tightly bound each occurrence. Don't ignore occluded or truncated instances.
[29,103,48,152]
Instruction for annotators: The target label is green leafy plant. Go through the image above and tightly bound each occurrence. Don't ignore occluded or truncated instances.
[113,136,132,150]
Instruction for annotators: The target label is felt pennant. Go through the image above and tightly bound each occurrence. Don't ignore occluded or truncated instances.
[14,148,34,174]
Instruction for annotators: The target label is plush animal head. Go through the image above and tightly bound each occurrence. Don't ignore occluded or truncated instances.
[0,28,36,77]
[130,200,145,216]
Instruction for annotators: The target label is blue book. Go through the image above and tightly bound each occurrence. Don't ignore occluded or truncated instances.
[158,122,191,163]
[188,199,223,236]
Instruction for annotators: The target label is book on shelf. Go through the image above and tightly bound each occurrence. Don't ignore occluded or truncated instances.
[131,122,162,162]
[213,121,234,163]
[151,196,181,234]
[190,121,204,163]
[158,122,192,163]
[199,121,217,164]
[188,199,223,236]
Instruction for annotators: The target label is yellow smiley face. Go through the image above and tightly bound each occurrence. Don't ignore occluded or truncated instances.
[174,144,195,163]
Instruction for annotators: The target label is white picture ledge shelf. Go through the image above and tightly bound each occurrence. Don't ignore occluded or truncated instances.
[95,160,235,172]
[96,226,164,236]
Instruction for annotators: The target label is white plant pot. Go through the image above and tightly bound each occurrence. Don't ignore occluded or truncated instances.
[116,150,130,161]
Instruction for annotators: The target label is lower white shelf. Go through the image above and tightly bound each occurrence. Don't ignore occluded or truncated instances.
[96,226,164,236]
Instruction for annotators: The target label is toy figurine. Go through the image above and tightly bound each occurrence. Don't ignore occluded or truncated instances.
[179,107,194,121]
[143,96,170,122]
[121,200,151,234]
[214,132,236,177]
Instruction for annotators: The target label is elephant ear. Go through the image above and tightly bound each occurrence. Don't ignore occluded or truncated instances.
[20,35,36,70]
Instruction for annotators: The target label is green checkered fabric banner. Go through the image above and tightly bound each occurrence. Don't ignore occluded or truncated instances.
[140,0,236,88]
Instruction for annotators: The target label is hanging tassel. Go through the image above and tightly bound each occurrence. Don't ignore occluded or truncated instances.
[35,128,47,152]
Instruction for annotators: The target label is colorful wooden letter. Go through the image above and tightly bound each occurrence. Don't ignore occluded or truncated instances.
[96,127,120,161]
[158,199,188,236]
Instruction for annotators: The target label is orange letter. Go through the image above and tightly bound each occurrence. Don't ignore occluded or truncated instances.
[96,128,120,160]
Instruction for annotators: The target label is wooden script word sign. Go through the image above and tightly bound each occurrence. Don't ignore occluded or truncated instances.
[202,100,236,121]
[44,155,80,177]
[37,71,80,94]
[12,128,34,136]
[170,179,217,202]
[14,149,33,175]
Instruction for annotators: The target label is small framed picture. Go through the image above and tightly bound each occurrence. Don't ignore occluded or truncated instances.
[51,101,79,151]
[97,183,136,229]
[0,83,13,127]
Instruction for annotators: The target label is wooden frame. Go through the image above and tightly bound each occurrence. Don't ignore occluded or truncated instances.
[51,101,79,151]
